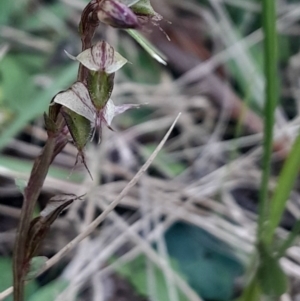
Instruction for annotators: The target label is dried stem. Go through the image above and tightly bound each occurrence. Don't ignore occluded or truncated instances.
[13,136,56,301]
[12,2,98,299]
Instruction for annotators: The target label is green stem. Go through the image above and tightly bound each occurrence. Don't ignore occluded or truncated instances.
[258,0,278,244]
[265,132,300,245]
[276,218,300,259]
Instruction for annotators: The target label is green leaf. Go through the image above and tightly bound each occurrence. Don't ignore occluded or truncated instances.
[115,255,190,301]
[165,222,244,300]
[0,257,38,301]
[26,257,48,280]
[0,62,78,150]
[0,0,26,25]
[264,133,300,245]
[276,218,300,259]
[28,279,69,301]
[14,178,26,194]
[237,278,261,301]
[257,244,288,297]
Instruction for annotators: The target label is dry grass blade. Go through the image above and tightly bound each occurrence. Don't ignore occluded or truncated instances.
[0,44,9,62]
[0,113,181,301]
[42,113,181,271]
[0,287,13,301]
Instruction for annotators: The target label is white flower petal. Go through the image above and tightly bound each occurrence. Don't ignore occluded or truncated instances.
[53,82,95,123]
[103,99,140,126]
[105,51,128,73]
[74,49,100,71]
[103,99,116,126]
[65,41,127,73]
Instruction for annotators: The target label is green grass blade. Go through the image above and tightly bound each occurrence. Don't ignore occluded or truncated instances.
[265,133,300,245]
[276,218,300,259]
[258,0,278,243]
[126,29,167,65]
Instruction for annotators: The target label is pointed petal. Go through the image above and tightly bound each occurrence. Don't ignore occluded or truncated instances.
[70,41,127,73]
[64,50,77,61]
[40,194,78,218]
[53,82,95,123]
[103,98,116,126]
[103,99,140,126]
[105,51,127,73]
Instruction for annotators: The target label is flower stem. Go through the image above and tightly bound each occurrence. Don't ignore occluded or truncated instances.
[13,136,56,301]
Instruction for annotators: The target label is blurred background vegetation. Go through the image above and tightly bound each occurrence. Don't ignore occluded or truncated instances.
[1,0,300,300]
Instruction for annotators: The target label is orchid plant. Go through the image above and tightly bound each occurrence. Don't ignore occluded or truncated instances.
[12,1,164,300]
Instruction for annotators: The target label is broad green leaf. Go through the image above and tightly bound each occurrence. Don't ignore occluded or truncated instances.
[165,222,244,300]
[0,55,42,113]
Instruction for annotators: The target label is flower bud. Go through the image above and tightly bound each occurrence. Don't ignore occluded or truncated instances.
[131,0,163,27]
[97,0,139,29]
[131,0,159,19]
